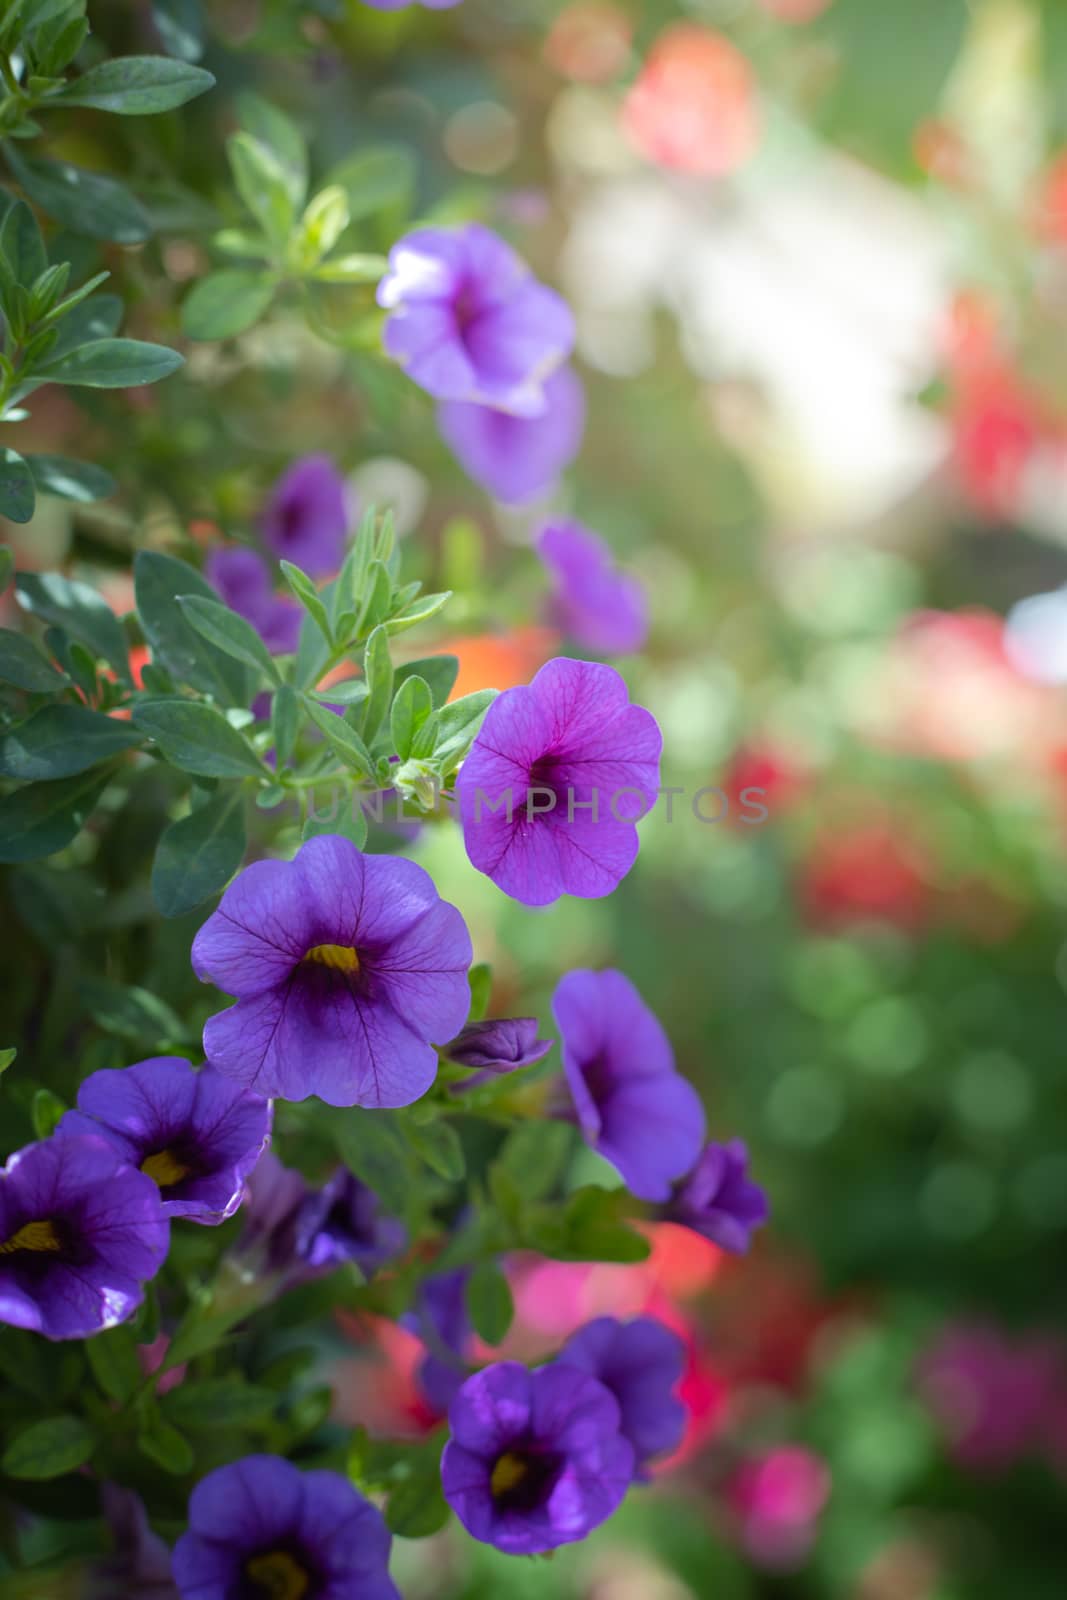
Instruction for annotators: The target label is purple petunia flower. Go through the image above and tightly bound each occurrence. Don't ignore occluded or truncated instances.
[552,968,705,1202]
[538,520,648,656]
[378,224,574,416]
[438,364,586,504]
[171,1454,399,1600]
[441,1360,634,1554]
[456,656,661,906]
[0,1134,168,1340]
[404,1266,473,1413]
[558,1316,686,1472]
[205,546,302,656]
[445,1017,554,1092]
[261,455,350,578]
[57,1057,271,1226]
[665,1139,769,1254]
[294,1168,407,1276]
[192,834,473,1108]
[91,1484,179,1600]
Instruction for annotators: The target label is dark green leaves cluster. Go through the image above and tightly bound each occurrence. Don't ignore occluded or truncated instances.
[0,198,183,522]
[0,510,496,916]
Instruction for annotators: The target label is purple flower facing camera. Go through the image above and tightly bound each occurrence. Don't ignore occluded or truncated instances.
[440,1360,634,1554]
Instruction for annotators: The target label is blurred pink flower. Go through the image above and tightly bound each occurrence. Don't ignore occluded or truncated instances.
[728,1445,830,1571]
[918,1323,1065,1472]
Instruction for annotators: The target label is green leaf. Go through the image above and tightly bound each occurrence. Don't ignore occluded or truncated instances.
[302,694,374,780]
[137,1402,194,1475]
[0,630,58,694]
[58,55,215,114]
[465,1261,514,1346]
[133,698,264,780]
[356,560,392,638]
[390,673,432,760]
[2,1415,93,1480]
[333,1109,412,1216]
[383,1441,450,1540]
[236,91,307,209]
[271,682,300,768]
[326,144,415,224]
[31,1086,65,1138]
[0,200,46,288]
[361,624,392,745]
[162,1378,277,1430]
[46,290,123,363]
[0,766,112,862]
[551,1186,651,1264]
[151,0,205,62]
[292,184,349,270]
[383,590,451,637]
[178,594,281,685]
[37,336,183,388]
[406,1115,465,1182]
[14,570,129,681]
[302,793,368,851]
[0,1046,15,1075]
[0,704,140,781]
[181,268,276,340]
[151,785,247,917]
[5,146,151,243]
[497,1121,572,1202]
[432,689,496,770]
[27,453,117,504]
[85,1325,141,1403]
[467,962,492,1024]
[135,551,252,706]
[280,559,332,645]
[310,253,387,284]
[0,545,11,589]
[0,447,35,523]
[79,976,189,1046]
[228,131,295,246]
[395,654,458,710]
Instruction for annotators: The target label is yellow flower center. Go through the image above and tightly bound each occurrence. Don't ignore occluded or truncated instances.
[490,1451,530,1499]
[244,1550,310,1600]
[0,1219,62,1255]
[140,1149,191,1188]
[303,943,361,976]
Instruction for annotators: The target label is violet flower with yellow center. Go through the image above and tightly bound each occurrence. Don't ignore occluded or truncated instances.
[192,834,473,1107]
[58,1056,271,1225]
[0,1133,169,1340]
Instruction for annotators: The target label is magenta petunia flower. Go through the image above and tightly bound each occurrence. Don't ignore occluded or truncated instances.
[261,455,350,578]
[665,1138,769,1253]
[441,1361,634,1554]
[58,1057,271,1225]
[0,1134,169,1340]
[205,546,301,656]
[438,364,586,503]
[445,1017,554,1092]
[456,656,661,906]
[192,835,473,1107]
[171,1454,399,1600]
[552,969,706,1201]
[538,520,648,656]
[558,1315,686,1471]
[378,224,574,416]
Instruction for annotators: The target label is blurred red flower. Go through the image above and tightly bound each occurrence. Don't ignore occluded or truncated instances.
[622,26,758,179]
